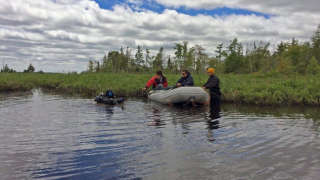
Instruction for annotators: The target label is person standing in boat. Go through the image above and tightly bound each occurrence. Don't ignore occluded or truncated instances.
[203,68,221,107]
[143,71,168,91]
[176,70,194,87]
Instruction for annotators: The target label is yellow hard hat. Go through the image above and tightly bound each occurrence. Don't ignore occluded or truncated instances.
[207,68,215,74]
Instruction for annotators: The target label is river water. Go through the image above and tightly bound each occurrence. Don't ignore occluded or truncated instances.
[0,90,320,180]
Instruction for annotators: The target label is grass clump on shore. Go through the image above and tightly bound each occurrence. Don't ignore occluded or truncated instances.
[220,74,320,105]
[1,72,320,106]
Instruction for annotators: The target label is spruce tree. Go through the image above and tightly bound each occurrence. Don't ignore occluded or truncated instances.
[312,25,320,62]
[135,45,144,67]
[307,56,320,75]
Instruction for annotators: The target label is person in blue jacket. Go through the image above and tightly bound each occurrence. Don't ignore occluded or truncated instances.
[176,70,194,87]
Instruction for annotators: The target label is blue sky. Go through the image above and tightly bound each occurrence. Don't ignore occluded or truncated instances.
[93,0,271,18]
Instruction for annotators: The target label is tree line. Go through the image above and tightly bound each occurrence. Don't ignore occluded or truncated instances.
[88,25,320,75]
[1,64,36,73]
[87,42,217,74]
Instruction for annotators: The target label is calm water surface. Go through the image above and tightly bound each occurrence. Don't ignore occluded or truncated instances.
[0,90,320,180]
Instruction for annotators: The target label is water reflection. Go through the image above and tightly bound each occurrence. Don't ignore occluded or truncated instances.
[1,91,320,180]
[147,108,166,127]
[104,106,114,120]
[207,104,221,141]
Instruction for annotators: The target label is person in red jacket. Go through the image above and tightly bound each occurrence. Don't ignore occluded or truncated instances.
[143,71,168,91]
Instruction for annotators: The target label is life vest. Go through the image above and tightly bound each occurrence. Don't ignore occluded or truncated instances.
[105,90,114,98]
[153,77,166,88]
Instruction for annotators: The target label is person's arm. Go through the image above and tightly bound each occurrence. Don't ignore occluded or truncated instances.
[176,77,183,87]
[145,77,155,89]
[184,76,194,86]
[163,80,168,88]
[203,79,208,88]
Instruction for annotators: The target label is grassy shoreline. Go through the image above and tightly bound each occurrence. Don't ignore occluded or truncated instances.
[1,72,320,106]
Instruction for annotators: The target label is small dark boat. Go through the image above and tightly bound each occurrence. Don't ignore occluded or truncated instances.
[95,96,125,105]
[94,90,125,105]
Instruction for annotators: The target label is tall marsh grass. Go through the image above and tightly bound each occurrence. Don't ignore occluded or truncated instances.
[1,72,319,105]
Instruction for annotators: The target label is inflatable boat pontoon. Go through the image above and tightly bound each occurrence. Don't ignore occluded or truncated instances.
[148,87,209,105]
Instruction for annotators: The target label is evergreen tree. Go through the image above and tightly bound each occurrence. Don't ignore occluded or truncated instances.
[185,47,195,71]
[24,64,35,73]
[174,43,184,70]
[108,51,121,72]
[84,27,320,75]
[208,58,218,68]
[119,47,128,72]
[95,61,100,72]
[275,41,288,56]
[102,54,108,71]
[276,57,293,75]
[312,25,320,62]
[29,64,35,72]
[167,55,173,72]
[135,45,144,68]
[307,56,320,75]
[224,38,244,73]
[194,45,207,73]
[283,40,312,74]
[153,47,164,70]
[182,41,189,68]
[215,43,224,62]
[1,64,16,73]
[88,60,94,72]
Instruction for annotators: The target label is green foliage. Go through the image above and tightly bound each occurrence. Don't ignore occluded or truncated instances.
[167,55,173,71]
[153,47,164,70]
[88,60,95,72]
[134,45,144,69]
[275,42,288,56]
[95,61,100,72]
[24,64,35,73]
[307,56,320,75]
[312,25,320,61]
[194,45,207,73]
[276,57,294,75]
[185,47,194,70]
[244,42,271,73]
[86,24,320,75]
[1,64,16,73]
[2,73,320,105]
[174,42,184,70]
[215,43,224,62]
[224,38,244,73]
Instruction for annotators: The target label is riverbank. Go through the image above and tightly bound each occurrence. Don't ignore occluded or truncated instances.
[1,72,320,105]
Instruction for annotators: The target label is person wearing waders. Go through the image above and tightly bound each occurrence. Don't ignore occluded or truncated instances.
[203,68,221,111]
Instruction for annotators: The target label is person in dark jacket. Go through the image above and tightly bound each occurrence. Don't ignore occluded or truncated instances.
[143,71,168,91]
[203,68,221,107]
[176,70,194,87]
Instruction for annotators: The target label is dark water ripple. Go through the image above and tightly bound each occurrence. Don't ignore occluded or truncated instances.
[0,90,320,180]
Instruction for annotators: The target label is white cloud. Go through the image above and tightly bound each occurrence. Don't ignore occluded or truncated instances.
[0,0,319,72]
[155,0,320,15]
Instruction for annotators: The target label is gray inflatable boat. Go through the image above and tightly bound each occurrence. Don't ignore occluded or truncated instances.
[148,87,209,105]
